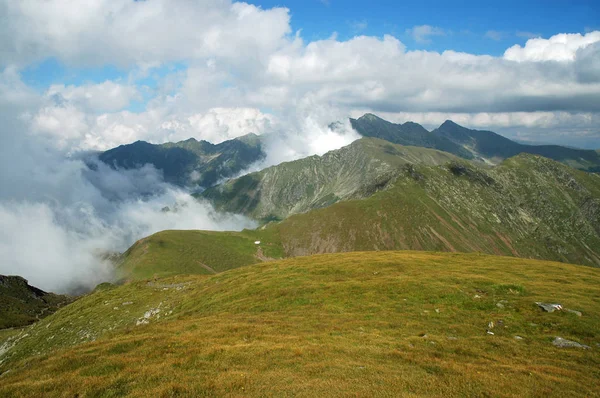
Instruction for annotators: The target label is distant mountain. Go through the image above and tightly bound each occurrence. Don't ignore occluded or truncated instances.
[350,114,475,159]
[99,133,264,188]
[0,275,71,329]
[433,120,600,171]
[200,138,458,222]
[351,113,600,172]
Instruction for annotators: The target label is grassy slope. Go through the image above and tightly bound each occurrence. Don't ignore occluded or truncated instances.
[201,138,459,222]
[267,154,600,267]
[116,229,285,281]
[0,276,71,329]
[0,252,599,397]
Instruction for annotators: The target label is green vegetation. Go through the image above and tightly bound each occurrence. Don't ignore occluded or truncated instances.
[117,229,284,281]
[99,133,264,187]
[1,252,599,397]
[0,275,71,329]
[202,138,459,221]
[265,154,600,267]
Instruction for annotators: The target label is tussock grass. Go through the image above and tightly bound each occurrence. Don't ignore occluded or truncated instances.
[1,251,599,397]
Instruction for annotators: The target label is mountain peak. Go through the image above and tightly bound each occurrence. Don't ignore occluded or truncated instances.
[439,120,462,129]
[358,113,384,122]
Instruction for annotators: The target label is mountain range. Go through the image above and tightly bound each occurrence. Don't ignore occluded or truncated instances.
[98,114,600,190]
[2,113,600,396]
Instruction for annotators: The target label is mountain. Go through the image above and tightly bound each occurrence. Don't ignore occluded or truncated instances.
[351,113,600,172]
[0,275,71,329]
[1,252,599,396]
[201,138,600,267]
[201,138,459,222]
[99,133,264,187]
[433,120,600,171]
[350,113,475,159]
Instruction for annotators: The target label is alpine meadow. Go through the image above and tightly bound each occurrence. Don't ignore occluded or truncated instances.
[1,1,600,397]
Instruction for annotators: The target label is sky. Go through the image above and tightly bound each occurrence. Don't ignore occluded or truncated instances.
[1,0,600,292]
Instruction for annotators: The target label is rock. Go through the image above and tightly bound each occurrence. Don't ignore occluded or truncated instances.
[552,337,590,349]
[473,294,482,299]
[496,302,505,308]
[435,308,440,313]
[514,336,524,340]
[487,331,495,335]
[536,302,562,313]
[496,300,508,309]
[564,309,582,317]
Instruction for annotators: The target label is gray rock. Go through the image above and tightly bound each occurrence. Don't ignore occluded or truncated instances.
[564,309,582,317]
[536,302,562,313]
[552,337,590,349]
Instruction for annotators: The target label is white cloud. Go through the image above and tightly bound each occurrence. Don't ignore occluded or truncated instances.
[47,81,140,112]
[0,0,292,67]
[504,31,600,62]
[406,25,446,44]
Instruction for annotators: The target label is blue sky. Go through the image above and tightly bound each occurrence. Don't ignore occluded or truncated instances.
[19,0,600,98]
[257,0,599,53]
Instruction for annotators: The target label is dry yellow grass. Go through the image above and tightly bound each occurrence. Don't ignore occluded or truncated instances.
[1,251,599,397]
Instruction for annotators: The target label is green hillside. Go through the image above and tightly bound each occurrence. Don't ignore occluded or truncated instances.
[267,154,600,267]
[0,276,71,330]
[200,136,600,267]
[116,229,284,281]
[201,138,459,222]
[1,252,599,397]
[99,133,264,187]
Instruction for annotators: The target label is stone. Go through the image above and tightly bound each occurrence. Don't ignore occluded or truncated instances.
[564,309,582,317]
[536,302,562,313]
[552,337,590,349]
[514,336,524,340]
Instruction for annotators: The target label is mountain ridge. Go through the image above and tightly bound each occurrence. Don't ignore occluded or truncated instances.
[99,133,265,188]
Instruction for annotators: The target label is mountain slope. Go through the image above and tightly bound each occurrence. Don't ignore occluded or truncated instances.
[267,154,600,267]
[1,252,599,397]
[116,229,284,281]
[0,276,71,329]
[201,138,459,222]
[433,120,600,171]
[350,113,475,159]
[99,133,264,187]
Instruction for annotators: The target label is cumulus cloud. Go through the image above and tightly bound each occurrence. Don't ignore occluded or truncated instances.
[406,25,446,44]
[504,31,600,62]
[47,81,140,112]
[0,0,292,67]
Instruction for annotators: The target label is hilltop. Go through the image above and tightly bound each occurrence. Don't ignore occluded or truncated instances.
[99,133,264,188]
[1,252,599,397]
[0,275,71,329]
[352,113,600,171]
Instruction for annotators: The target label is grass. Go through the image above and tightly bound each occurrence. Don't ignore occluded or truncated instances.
[1,251,599,397]
[117,229,284,281]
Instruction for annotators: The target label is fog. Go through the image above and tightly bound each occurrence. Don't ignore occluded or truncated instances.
[0,97,360,293]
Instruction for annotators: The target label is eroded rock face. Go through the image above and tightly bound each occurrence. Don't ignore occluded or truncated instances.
[552,337,591,350]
